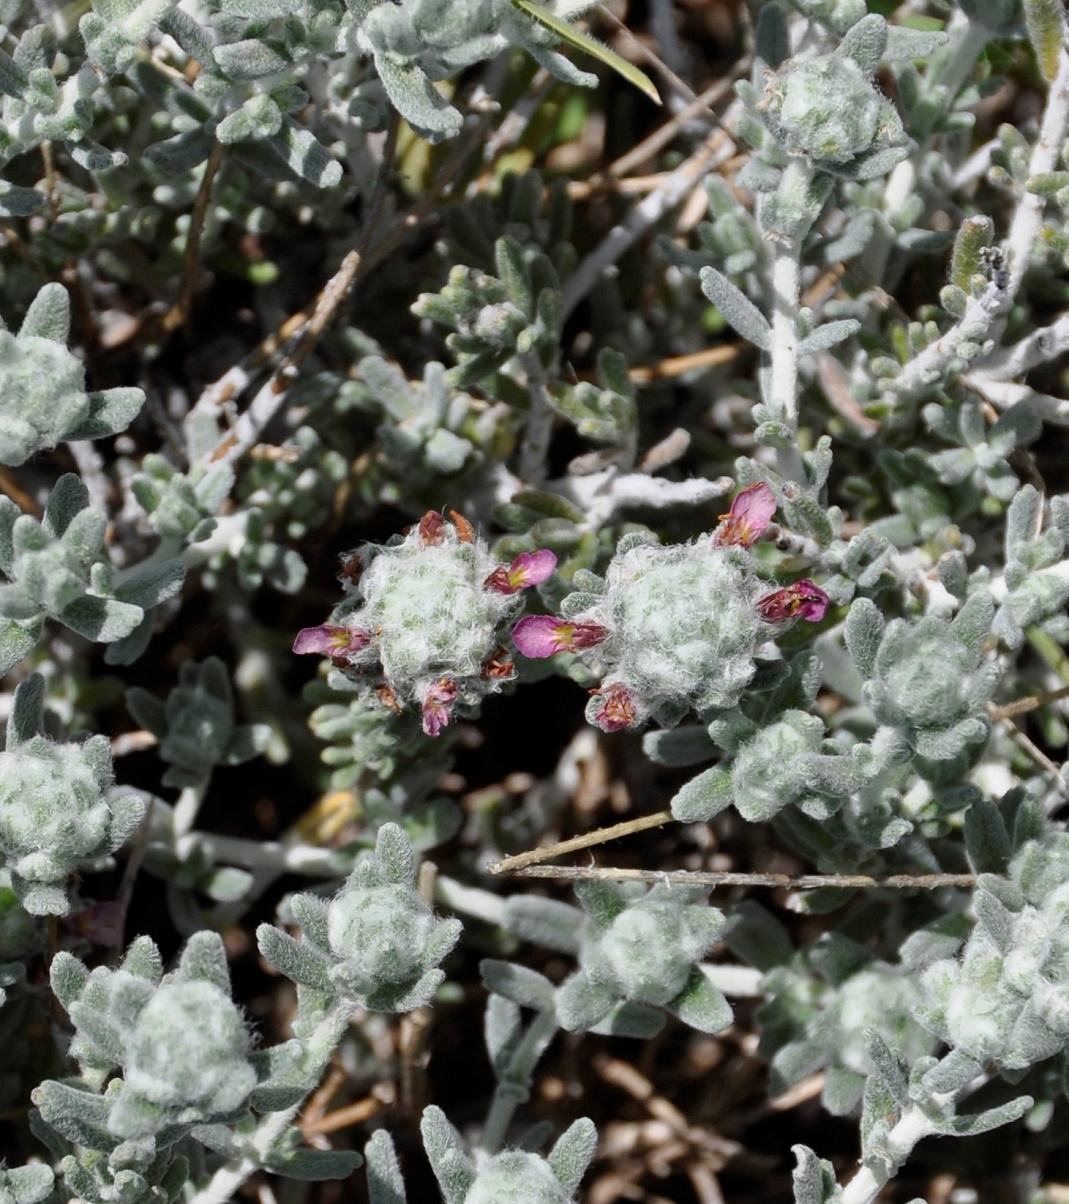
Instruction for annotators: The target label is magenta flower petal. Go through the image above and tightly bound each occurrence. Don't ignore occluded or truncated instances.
[593,683,638,732]
[293,624,371,657]
[512,615,563,656]
[422,678,458,737]
[713,482,777,548]
[484,548,558,594]
[511,548,557,586]
[756,579,830,623]
[512,615,608,657]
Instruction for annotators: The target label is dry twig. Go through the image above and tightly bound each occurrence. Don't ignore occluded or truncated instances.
[509,864,978,890]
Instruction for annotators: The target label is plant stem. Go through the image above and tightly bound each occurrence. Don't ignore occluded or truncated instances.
[507,863,977,890]
[172,781,208,838]
[562,129,731,319]
[162,139,224,334]
[518,353,553,485]
[479,1008,559,1155]
[147,793,353,876]
[1001,48,1069,311]
[488,810,673,874]
[173,827,354,876]
[762,162,814,484]
[768,236,801,433]
[840,1106,933,1204]
[435,875,507,927]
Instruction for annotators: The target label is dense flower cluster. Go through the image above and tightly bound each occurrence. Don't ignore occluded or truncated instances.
[512,484,829,730]
[294,510,556,736]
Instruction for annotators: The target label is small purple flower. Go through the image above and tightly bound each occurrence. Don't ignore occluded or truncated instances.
[513,615,608,658]
[756,580,830,623]
[592,683,638,732]
[422,677,458,737]
[484,549,558,594]
[713,482,777,549]
[293,624,372,658]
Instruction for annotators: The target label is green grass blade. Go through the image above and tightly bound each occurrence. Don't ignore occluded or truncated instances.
[511,0,662,104]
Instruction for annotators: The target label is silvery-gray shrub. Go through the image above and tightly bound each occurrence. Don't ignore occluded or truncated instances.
[1,0,1069,1199]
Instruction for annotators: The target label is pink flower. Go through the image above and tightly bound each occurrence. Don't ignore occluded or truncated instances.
[713,482,777,548]
[422,677,458,737]
[484,549,558,594]
[756,580,830,623]
[293,624,372,658]
[592,683,638,732]
[512,614,608,657]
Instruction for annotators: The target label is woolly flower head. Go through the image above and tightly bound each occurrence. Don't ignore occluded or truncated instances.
[916,833,1069,1071]
[0,675,145,916]
[295,510,555,736]
[513,484,828,730]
